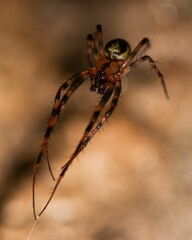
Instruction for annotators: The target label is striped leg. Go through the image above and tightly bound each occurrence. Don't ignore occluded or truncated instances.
[96,24,104,56]
[123,38,150,67]
[35,74,80,178]
[82,78,122,147]
[37,82,116,218]
[33,71,90,220]
[123,55,169,99]
[87,34,99,67]
[86,25,104,67]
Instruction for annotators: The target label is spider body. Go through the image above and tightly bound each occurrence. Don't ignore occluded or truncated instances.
[33,25,169,220]
[90,38,131,94]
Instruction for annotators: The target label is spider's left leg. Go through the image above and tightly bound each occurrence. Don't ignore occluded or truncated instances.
[129,38,150,61]
[123,55,169,99]
[61,77,121,172]
[123,38,150,67]
[37,81,117,218]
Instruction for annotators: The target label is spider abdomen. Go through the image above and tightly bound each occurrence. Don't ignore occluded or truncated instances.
[90,70,108,94]
[90,58,120,95]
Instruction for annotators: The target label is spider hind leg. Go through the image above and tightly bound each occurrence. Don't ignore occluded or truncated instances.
[37,81,117,218]
[33,71,89,220]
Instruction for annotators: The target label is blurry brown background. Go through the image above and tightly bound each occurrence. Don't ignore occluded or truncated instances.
[0,0,192,239]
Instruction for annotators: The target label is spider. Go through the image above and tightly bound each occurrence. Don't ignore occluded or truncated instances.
[33,24,169,220]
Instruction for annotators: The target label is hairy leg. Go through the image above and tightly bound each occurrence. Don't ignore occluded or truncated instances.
[34,75,79,175]
[96,24,104,56]
[86,25,104,67]
[123,38,150,67]
[37,82,116,218]
[122,55,169,99]
[82,78,122,146]
[87,34,99,67]
[33,71,90,219]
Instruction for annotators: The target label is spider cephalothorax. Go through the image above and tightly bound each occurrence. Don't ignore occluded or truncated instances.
[33,25,169,220]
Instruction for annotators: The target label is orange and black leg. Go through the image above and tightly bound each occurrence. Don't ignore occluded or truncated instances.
[123,55,169,99]
[37,82,116,218]
[33,71,89,219]
[123,38,150,66]
[82,77,122,148]
[87,34,99,67]
[96,24,104,56]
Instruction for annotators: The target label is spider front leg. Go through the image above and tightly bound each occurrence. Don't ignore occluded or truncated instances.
[36,82,117,218]
[123,55,169,99]
[87,25,104,67]
[87,34,99,67]
[96,24,104,55]
[33,71,89,220]
[123,38,150,67]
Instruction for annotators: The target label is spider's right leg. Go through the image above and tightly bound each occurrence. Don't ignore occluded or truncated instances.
[96,24,104,55]
[82,77,122,146]
[33,70,90,220]
[86,25,104,66]
[87,34,99,67]
[34,73,80,180]
[37,83,116,218]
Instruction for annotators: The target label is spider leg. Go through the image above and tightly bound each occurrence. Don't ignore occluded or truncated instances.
[122,55,169,99]
[82,77,122,147]
[34,74,85,178]
[37,82,116,218]
[86,25,104,67]
[33,71,90,220]
[40,74,83,174]
[122,38,150,68]
[96,24,104,56]
[87,34,99,67]
[41,75,79,179]
[44,148,55,180]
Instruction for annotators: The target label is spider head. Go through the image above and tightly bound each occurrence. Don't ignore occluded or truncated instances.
[105,39,131,61]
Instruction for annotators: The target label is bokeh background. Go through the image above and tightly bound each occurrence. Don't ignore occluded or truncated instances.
[0,0,192,239]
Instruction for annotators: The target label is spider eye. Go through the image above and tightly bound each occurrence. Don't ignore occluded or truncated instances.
[105,39,131,60]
